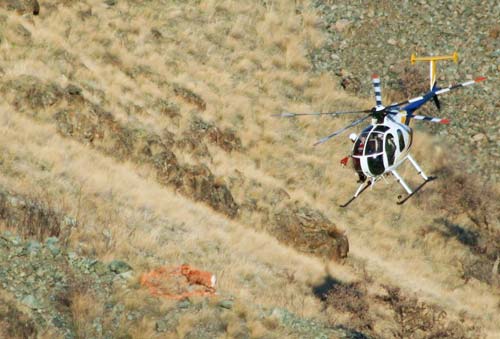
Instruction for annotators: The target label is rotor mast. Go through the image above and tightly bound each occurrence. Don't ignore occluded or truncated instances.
[410,52,458,90]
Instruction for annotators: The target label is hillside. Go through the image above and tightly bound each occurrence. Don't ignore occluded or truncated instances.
[0,1,498,338]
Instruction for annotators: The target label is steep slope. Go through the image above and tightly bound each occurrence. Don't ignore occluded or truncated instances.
[0,0,498,338]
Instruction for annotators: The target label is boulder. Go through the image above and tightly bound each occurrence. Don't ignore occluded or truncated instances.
[187,117,242,153]
[108,260,132,274]
[180,165,239,218]
[272,204,349,260]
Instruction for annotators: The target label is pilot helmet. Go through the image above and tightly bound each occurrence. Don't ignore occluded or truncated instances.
[349,133,357,142]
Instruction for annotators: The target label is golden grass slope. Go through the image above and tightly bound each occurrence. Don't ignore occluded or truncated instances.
[0,0,498,337]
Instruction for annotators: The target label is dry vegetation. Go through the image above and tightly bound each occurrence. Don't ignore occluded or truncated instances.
[0,0,498,338]
[0,290,37,339]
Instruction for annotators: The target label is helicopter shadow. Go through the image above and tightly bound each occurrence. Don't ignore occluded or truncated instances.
[312,275,370,339]
[433,218,479,249]
[312,275,342,301]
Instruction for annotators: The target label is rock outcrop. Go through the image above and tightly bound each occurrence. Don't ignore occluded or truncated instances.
[1,76,239,218]
[272,204,349,260]
[0,0,40,15]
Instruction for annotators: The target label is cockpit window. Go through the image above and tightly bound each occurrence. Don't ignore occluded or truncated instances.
[353,130,371,156]
[361,125,374,134]
[385,133,396,165]
[367,154,385,175]
[374,125,389,133]
[365,132,384,155]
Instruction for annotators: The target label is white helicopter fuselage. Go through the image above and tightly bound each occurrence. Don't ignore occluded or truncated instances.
[351,113,413,180]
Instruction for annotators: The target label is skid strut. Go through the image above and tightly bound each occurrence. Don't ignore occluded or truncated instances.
[340,180,372,208]
[391,170,413,194]
[407,154,429,180]
[394,155,436,205]
[397,176,436,205]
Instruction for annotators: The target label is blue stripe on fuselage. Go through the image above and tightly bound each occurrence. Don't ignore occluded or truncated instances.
[402,90,436,113]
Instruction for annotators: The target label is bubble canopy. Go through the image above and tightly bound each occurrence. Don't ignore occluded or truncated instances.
[351,125,403,176]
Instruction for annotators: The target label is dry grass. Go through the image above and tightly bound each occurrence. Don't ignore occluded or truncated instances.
[0,0,498,337]
[0,290,37,339]
[71,291,105,336]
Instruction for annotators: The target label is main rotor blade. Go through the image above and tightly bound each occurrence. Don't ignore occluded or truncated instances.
[385,76,487,110]
[313,114,371,146]
[405,114,450,124]
[273,109,372,118]
[434,76,486,95]
[372,74,383,107]
[386,94,431,110]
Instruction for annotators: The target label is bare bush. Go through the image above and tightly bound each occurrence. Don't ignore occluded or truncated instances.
[378,285,478,339]
[0,295,36,339]
[0,189,63,241]
[433,166,498,232]
[313,276,372,333]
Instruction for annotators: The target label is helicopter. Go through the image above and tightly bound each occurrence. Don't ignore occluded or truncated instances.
[276,53,486,207]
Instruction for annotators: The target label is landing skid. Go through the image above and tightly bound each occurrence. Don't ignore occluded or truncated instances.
[341,155,435,207]
[397,176,436,205]
[340,181,372,208]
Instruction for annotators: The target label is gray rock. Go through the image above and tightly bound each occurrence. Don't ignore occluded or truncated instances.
[177,299,191,309]
[21,294,44,309]
[48,246,60,256]
[5,233,22,246]
[334,19,351,32]
[218,300,234,309]
[491,49,500,57]
[472,133,486,142]
[66,84,82,96]
[82,258,98,270]
[45,237,60,256]
[52,315,66,328]
[64,216,77,228]
[126,311,140,321]
[116,271,134,281]
[94,262,109,276]
[26,241,41,254]
[155,320,168,332]
[93,317,103,334]
[108,260,132,274]
[45,236,58,245]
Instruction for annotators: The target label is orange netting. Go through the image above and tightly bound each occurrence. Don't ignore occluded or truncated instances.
[140,265,216,299]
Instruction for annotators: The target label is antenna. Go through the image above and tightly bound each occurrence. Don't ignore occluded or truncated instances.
[410,52,458,90]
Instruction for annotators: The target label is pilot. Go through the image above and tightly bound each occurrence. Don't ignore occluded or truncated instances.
[355,135,366,155]
[340,133,366,183]
[386,134,396,163]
